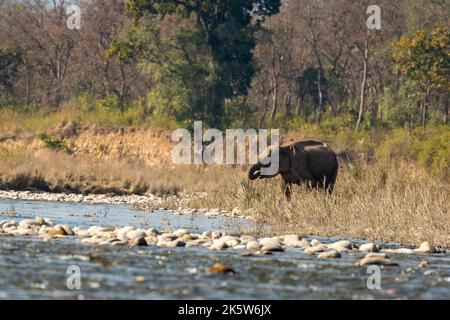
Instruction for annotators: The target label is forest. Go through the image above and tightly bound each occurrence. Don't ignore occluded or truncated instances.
[0,0,449,177]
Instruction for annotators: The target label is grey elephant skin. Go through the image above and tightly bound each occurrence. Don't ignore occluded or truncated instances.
[248,140,339,200]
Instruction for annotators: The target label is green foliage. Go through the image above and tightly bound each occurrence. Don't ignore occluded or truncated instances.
[37,132,71,153]
[394,24,450,93]
[122,0,282,128]
[377,126,450,178]
[379,82,421,128]
[0,45,22,90]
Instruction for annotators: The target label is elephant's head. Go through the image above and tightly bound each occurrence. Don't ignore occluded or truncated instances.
[248,145,290,180]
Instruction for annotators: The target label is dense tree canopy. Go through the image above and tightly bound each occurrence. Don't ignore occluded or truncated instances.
[0,0,448,129]
[122,0,282,127]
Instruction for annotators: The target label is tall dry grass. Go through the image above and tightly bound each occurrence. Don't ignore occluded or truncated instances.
[179,160,450,247]
[0,147,243,195]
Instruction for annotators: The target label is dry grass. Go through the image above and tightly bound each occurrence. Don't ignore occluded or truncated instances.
[178,160,450,248]
[0,147,243,195]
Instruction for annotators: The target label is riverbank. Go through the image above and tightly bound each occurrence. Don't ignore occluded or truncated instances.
[1,126,449,248]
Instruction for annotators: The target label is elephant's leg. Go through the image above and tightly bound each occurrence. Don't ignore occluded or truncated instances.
[325,166,338,194]
[305,179,320,190]
[281,179,292,201]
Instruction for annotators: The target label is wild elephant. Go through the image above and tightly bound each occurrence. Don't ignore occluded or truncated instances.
[248,140,338,200]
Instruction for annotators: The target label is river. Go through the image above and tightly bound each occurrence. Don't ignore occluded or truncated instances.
[0,198,449,299]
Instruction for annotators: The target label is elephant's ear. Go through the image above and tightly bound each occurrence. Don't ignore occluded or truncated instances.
[279,147,290,173]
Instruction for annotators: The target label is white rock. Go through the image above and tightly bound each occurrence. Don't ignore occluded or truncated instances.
[328,240,352,250]
[240,235,257,243]
[414,242,436,254]
[209,240,228,251]
[259,237,281,247]
[19,220,35,228]
[261,243,284,252]
[172,229,189,238]
[202,231,212,238]
[396,248,415,254]
[116,226,134,238]
[359,243,379,252]
[246,241,261,251]
[318,250,341,259]
[126,230,147,240]
[211,231,224,239]
[305,245,328,255]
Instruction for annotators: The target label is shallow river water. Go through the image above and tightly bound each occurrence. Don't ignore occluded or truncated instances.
[0,199,449,300]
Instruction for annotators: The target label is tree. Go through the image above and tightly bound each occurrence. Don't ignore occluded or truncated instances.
[394,24,450,128]
[2,0,79,108]
[0,45,22,94]
[124,0,281,128]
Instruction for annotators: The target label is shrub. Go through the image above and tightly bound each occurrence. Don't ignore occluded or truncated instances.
[37,132,71,153]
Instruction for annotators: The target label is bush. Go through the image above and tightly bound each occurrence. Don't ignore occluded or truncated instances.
[37,132,71,153]
[377,126,449,178]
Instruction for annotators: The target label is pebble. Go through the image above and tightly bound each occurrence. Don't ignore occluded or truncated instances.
[414,241,437,254]
[318,250,341,259]
[35,216,45,226]
[328,240,352,251]
[283,235,309,248]
[209,240,228,251]
[158,233,177,242]
[356,253,398,267]
[246,241,261,251]
[61,225,74,236]
[127,230,147,240]
[116,226,134,239]
[206,264,235,274]
[172,229,189,238]
[305,245,328,255]
[395,248,415,254]
[418,261,428,268]
[158,239,186,247]
[261,244,284,253]
[211,231,224,240]
[359,243,379,252]
[130,237,147,246]
[259,237,281,247]
[47,225,67,237]
[202,231,212,238]
[240,235,257,243]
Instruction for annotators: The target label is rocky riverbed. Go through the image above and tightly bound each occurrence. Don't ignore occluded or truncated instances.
[0,195,449,299]
[0,190,250,220]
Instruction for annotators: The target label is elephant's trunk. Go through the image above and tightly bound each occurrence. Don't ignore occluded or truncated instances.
[248,163,262,180]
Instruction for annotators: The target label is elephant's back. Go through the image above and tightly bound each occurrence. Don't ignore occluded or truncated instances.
[282,140,325,149]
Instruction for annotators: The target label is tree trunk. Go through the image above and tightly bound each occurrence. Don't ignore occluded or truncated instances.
[259,95,270,129]
[444,92,449,125]
[422,87,430,129]
[270,83,278,121]
[316,67,323,125]
[356,31,370,131]
[25,63,31,105]
[284,92,292,118]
